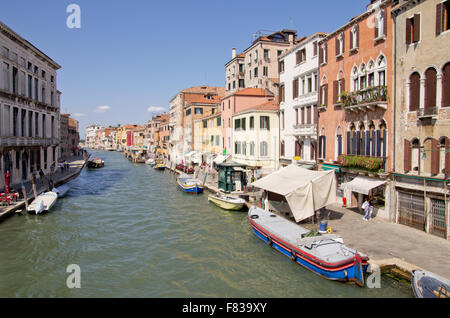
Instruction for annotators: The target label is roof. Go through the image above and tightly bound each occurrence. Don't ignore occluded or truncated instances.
[278,32,328,60]
[233,101,279,116]
[230,88,274,97]
[181,86,226,97]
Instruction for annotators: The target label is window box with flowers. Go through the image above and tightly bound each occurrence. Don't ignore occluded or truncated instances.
[338,155,385,173]
[341,86,388,111]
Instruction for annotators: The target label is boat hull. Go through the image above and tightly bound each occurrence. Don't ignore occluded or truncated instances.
[412,270,450,298]
[177,179,203,194]
[27,192,58,215]
[208,196,244,211]
[249,213,368,286]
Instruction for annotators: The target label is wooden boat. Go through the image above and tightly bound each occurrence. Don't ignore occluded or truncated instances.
[208,193,245,211]
[248,206,369,287]
[87,158,104,169]
[27,192,58,215]
[177,174,204,194]
[412,270,450,298]
[153,163,166,170]
[52,184,70,198]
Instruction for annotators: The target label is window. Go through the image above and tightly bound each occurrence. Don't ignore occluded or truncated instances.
[250,116,254,129]
[313,41,318,56]
[308,77,312,93]
[279,84,285,102]
[368,73,375,87]
[375,10,387,39]
[436,1,450,35]
[27,62,32,71]
[293,78,299,99]
[260,141,268,157]
[239,64,244,73]
[186,108,191,116]
[336,33,344,56]
[2,62,10,91]
[277,50,283,57]
[318,135,326,159]
[250,142,255,156]
[239,79,245,88]
[281,141,285,157]
[216,135,220,146]
[263,49,269,60]
[296,49,306,64]
[425,67,437,109]
[254,67,258,77]
[350,25,359,50]
[232,81,236,89]
[406,14,421,44]
[279,61,285,73]
[217,116,221,126]
[442,63,450,107]
[263,66,268,76]
[235,119,241,131]
[360,76,367,90]
[260,116,270,130]
[320,84,328,106]
[242,118,246,130]
[34,78,38,100]
[319,43,327,65]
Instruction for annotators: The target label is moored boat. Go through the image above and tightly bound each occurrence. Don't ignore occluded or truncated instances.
[248,206,369,287]
[27,191,58,215]
[87,158,104,169]
[153,163,165,170]
[145,158,155,165]
[177,174,203,194]
[52,184,70,198]
[412,270,450,298]
[208,193,245,211]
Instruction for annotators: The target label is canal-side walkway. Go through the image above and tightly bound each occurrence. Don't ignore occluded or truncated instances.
[302,203,450,282]
[0,156,87,223]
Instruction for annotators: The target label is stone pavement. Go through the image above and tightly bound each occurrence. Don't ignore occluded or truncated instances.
[303,203,450,281]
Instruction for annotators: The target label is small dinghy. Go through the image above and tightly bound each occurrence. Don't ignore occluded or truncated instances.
[27,191,58,215]
[208,193,245,211]
[412,270,450,298]
[177,174,204,194]
[248,206,369,286]
[52,184,70,198]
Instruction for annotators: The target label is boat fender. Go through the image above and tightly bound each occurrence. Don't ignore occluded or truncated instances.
[290,250,297,261]
[250,215,259,220]
[266,236,272,245]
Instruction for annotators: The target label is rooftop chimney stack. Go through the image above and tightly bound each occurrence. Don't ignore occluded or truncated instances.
[232,48,236,59]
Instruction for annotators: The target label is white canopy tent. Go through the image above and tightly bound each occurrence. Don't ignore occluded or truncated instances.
[251,165,337,222]
[213,154,231,165]
[341,176,386,195]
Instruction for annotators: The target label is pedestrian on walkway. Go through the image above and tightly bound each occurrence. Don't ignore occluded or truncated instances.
[362,197,370,221]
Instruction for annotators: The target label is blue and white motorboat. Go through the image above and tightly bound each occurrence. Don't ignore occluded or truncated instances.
[52,184,70,198]
[412,270,450,298]
[248,206,369,287]
[177,174,204,194]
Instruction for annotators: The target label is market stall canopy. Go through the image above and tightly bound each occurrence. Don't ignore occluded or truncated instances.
[213,154,231,164]
[342,176,386,195]
[251,165,337,222]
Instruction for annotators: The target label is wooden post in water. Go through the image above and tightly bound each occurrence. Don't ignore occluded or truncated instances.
[31,173,38,199]
[21,181,29,210]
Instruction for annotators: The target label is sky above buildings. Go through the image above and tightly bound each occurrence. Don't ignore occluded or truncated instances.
[1,0,366,138]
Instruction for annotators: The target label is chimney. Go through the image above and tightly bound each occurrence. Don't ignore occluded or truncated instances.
[232,48,236,59]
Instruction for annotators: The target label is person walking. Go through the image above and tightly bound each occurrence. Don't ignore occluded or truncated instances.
[362,197,370,221]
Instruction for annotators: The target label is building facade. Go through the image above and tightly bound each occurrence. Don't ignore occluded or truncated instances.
[0,21,61,189]
[279,32,327,168]
[391,0,450,240]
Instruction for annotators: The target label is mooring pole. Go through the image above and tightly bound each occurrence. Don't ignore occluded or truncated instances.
[21,181,29,210]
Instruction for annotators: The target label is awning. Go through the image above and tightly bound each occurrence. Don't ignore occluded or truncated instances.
[213,154,231,164]
[342,176,386,195]
[251,165,337,223]
[184,151,196,158]
[321,164,341,172]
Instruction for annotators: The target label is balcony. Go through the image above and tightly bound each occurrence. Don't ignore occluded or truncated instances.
[338,154,387,174]
[293,124,316,137]
[341,86,388,112]
[417,107,438,120]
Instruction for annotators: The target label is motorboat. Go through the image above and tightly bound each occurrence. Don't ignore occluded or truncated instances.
[248,206,369,287]
[177,174,203,194]
[412,270,450,298]
[87,158,104,169]
[153,163,166,170]
[52,184,70,198]
[27,192,58,215]
[208,193,246,211]
[145,158,155,165]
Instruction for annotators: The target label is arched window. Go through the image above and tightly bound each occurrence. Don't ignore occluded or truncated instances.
[424,67,437,110]
[409,72,421,111]
[347,123,356,155]
[439,137,448,175]
[369,122,376,157]
[379,120,387,157]
[442,63,450,107]
[411,138,420,172]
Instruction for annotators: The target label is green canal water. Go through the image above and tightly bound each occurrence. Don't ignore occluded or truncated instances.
[0,150,414,297]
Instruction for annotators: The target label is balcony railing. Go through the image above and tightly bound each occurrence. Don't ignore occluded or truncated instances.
[293,123,316,136]
[338,154,387,173]
[341,86,388,111]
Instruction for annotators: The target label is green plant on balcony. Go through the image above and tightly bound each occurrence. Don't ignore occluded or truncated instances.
[340,155,384,173]
[341,85,388,108]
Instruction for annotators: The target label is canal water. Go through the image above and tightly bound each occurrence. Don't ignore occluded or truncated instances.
[0,150,413,297]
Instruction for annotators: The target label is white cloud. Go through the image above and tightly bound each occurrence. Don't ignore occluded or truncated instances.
[74,113,87,117]
[94,105,111,113]
[147,106,166,113]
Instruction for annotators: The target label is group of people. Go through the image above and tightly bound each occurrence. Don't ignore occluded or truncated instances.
[362,197,374,221]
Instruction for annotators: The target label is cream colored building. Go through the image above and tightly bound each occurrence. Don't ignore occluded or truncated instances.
[232,102,279,176]
[194,113,222,164]
[391,0,450,240]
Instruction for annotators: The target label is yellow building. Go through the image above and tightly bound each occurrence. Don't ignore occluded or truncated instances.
[194,113,222,163]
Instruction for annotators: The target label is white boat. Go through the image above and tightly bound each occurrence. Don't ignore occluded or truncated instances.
[27,192,58,215]
[208,193,246,211]
[146,158,155,165]
[52,184,70,198]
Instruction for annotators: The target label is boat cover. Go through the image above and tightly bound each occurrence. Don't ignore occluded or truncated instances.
[342,176,386,195]
[251,165,337,222]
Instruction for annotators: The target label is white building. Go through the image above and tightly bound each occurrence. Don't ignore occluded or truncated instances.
[232,102,279,177]
[0,21,62,188]
[85,124,103,149]
[278,32,327,168]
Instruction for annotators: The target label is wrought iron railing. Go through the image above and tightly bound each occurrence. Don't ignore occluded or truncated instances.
[341,85,387,108]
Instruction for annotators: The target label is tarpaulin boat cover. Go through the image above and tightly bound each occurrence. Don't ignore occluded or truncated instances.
[341,176,386,195]
[251,165,337,222]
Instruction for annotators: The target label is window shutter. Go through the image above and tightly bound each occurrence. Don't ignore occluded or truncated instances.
[413,14,421,42]
[445,138,450,174]
[406,18,412,45]
[366,132,370,155]
[352,131,357,155]
[425,68,437,108]
[333,80,338,104]
[301,107,305,124]
[306,106,311,124]
[356,24,360,47]
[324,43,328,63]
[350,29,353,50]
[383,9,387,36]
[319,44,323,64]
[313,41,317,56]
[335,37,339,56]
[314,105,318,124]
[342,32,345,54]
[404,139,412,172]
[382,129,387,157]
[410,73,421,111]
[443,64,450,106]
[436,3,443,36]
[347,131,351,154]
[356,131,361,155]
[324,84,328,106]
[375,15,379,38]
[431,138,440,175]
[318,137,322,158]
[372,130,376,156]
[361,131,366,156]
[376,130,381,157]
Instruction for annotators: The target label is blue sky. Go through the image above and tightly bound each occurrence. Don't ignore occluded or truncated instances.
[1,0,366,138]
